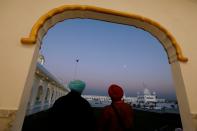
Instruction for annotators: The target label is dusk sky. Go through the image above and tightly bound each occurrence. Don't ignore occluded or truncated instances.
[40,19,176,100]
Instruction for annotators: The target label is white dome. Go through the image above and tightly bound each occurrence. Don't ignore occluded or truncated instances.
[144,88,151,95]
[37,54,45,65]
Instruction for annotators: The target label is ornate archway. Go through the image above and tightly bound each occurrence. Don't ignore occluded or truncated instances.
[18,4,193,131]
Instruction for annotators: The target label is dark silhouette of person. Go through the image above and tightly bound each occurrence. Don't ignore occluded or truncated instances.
[48,80,96,131]
[22,80,96,131]
[97,84,134,131]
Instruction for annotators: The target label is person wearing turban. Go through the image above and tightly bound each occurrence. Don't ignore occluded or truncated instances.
[22,80,96,131]
[97,84,134,131]
[48,80,96,131]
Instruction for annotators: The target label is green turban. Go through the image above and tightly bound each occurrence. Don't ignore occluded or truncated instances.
[68,80,86,94]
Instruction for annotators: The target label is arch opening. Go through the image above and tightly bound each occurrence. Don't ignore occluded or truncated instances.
[35,86,44,105]
[22,19,183,131]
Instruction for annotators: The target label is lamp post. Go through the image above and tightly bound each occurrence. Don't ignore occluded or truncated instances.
[73,58,79,80]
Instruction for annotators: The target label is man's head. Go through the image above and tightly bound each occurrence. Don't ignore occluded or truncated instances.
[68,80,86,94]
[108,84,124,101]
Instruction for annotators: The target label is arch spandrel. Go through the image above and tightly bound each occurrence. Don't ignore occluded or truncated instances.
[21,5,188,63]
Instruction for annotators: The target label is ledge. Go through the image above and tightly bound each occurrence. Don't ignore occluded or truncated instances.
[0,109,17,118]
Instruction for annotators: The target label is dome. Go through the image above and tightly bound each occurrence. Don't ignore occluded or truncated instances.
[68,80,86,93]
[37,54,45,65]
[144,88,151,95]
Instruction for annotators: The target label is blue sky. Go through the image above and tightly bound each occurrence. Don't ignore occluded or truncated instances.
[40,19,176,100]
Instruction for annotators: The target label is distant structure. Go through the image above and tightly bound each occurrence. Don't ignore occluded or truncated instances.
[137,88,157,109]
[82,87,180,113]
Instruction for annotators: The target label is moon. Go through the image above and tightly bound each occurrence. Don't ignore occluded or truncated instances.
[123,64,127,69]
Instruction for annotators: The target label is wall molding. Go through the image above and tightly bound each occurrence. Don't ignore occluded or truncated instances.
[0,109,17,131]
[192,113,197,119]
[0,109,17,118]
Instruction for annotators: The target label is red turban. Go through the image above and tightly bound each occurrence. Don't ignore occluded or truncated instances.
[108,84,124,101]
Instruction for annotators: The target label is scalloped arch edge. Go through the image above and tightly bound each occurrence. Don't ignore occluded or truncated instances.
[21,5,188,63]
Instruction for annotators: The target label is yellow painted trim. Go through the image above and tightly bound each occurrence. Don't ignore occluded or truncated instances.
[21,5,188,62]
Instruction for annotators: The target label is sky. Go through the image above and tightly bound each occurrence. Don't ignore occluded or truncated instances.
[40,19,177,100]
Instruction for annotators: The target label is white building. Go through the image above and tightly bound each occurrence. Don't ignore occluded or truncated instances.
[124,97,138,105]
[26,55,69,115]
[137,88,157,108]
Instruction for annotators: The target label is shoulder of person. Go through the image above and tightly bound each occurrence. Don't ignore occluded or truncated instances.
[102,105,113,111]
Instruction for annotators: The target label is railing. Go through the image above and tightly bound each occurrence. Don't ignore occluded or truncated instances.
[26,102,52,115]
